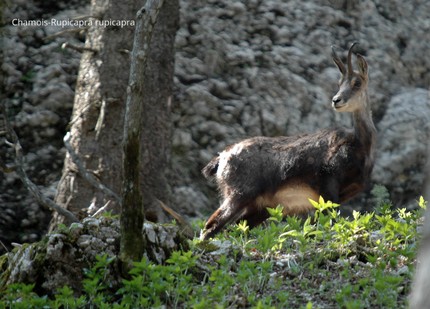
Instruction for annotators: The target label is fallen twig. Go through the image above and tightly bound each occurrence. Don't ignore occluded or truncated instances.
[157,199,194,239]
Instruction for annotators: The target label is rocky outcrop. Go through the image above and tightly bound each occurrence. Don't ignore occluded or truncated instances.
[1,1,87,254]
[0,216,187,295]
[373,89,430,206]
[171,0,430,212]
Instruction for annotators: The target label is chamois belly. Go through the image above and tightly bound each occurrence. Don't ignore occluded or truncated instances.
[255,181,319,216]
[339,182,364,202]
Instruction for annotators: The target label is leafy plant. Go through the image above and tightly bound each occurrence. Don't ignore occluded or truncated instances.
[0,193,426,308]
[82,253,116,306]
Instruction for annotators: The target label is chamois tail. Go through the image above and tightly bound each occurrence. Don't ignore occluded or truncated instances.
[202,156,219,179]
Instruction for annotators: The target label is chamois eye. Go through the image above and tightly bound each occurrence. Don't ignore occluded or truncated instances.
[353,79,362,89]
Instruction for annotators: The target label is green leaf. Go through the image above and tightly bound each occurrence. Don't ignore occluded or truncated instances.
[267,205,284,222]
[419,196,427,209]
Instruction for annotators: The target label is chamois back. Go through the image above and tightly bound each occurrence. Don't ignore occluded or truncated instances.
[201,43,376,240]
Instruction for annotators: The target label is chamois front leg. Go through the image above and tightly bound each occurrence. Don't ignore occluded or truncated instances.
[200,197,246,240]
[319,176,341,204]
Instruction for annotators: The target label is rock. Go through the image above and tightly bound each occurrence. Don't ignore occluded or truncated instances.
[1,217,188,295]
[77,235,91,248]
[206,240,235,256]
[373,88,430,205]
[17,110,61,128]
[172,186,209,217]
[7,245,37,284]
[0,1,87,254]
[172,0,430,216]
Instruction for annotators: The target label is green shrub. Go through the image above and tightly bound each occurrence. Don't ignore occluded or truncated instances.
[0,191,426,308]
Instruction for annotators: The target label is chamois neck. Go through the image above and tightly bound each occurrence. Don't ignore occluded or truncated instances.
[352,92,376,151]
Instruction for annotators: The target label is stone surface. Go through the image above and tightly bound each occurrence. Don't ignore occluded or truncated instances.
[0,217,187,295]
[0,1,88,254]
[373,89,430,206]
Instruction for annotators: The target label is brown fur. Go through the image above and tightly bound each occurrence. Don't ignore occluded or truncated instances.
[201,43,376,240]
[256,181,320,215]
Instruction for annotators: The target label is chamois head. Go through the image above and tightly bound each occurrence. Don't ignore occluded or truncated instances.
[331,42,369,113]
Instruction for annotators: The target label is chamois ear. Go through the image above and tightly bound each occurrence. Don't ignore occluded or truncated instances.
[331,46,346,75]
[356,54,368,77]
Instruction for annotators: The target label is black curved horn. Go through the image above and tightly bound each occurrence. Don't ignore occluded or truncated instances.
[347,42,358,76]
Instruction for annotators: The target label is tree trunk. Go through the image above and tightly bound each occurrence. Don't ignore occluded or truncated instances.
[51,0,178,229]
[410,141,430,308]
[120,0,164,266]
[423,141,430,201]
[51,0,141,228]
[140,0,179,222]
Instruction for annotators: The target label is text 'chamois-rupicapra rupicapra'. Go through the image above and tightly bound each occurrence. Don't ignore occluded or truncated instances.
[200,42,376,240]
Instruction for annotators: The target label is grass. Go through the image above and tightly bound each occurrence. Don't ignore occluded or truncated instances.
[0,188,426,308]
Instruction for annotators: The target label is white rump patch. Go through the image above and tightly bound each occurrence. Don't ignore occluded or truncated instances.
[216,143,245,179]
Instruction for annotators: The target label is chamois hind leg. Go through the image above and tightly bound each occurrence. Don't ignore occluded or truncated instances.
[201,197,246,240]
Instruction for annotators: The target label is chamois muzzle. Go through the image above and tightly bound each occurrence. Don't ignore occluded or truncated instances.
[332,95,343,109]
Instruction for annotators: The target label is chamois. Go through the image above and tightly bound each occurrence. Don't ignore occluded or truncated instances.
[200,42,376,240]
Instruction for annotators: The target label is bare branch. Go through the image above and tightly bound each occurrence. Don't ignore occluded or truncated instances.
[61,42,98,53]
[0,240,9,253]
[0,105,79,223]
[44,27,88,41]
[63,132,121,204]
[157,199,194,239]
[91,200,114,218]
[94,99,106,140]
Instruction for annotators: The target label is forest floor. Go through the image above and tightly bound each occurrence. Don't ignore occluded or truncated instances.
[0,189,425,308]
